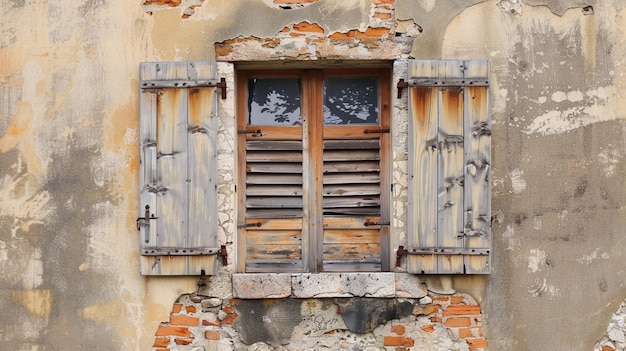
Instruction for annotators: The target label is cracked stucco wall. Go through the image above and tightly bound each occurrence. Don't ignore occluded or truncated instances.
[2,0,626,350]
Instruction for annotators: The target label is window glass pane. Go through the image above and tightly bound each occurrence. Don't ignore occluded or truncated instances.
[324,77,379,125]
[248,78,302,126]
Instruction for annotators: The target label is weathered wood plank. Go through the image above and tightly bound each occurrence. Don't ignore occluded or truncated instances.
[246,260,302,273]
[323,243,381,259]
[246,173,303,185]
[156,88,188,249]
[322,261,381,272]
[246,140,303,151]
[246,184,303,196]
[247,163,303,174]
[323,184,380,196]
[243,126,303,140]
[464,85,491,274]
[323,139,380,150]
[323,126,383,139]
[247,208,303,219]
[437,87,465,274]
[324,229,380,244]
[323,216,380,229]
[246,244,302,260]
[246,150,303,162]
[323,150,380,161]
[246,196,303,208]
[323,196,380,208]
[407,86,438,273]
[245,218,302,230]
[139,85,158,249]
[247,230,302,245]
[323,161,380,173]
[322,172,380,184]
[187,87,218,257]
[323,207,380,216]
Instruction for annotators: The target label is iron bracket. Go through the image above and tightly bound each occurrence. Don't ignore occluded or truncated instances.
[217,245,228,266]
[217,77,227,99]
[396,78,408,99]
[396,245,408,267]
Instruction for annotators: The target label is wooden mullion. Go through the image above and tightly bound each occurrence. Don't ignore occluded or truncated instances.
[379,68,391,271]
[236,72,248,273]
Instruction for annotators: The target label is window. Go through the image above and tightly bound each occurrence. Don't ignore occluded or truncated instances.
[236,69,391,273]
[138,62,220,276]
[406,60,491,274]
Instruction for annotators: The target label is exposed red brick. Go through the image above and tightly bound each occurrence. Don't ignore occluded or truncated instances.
[391,325,405,335]
[444,317,471,327]
[221,312,238,325]
[205,330,221,340]
[451,296,464,304]
[433,297,449,302]
[221,305,235,314]
[155,349,168,351]
[171,304,183,313]
[373,12,392,19]
[421,325,435,333]
[602,346,616,351]
[143,0,181,6]
[293,22,324,33]
[170,315,199,326]
[443,305,481,316]
[467,338,488,348]
[153,337,169,347]
[174,338,192,345]
[356,27,390,38]
[458,328,473,338]
[430,317,442,323]
[403,338,415,347]
[384,336,404,346]
[202,319,221,327]
[186,306,196,313]
[155,325,191,338]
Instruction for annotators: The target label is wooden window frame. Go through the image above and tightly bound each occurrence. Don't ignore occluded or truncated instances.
[236,68,392,273]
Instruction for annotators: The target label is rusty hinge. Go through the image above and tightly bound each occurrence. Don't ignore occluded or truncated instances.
[217,245,228,266]
[396,245,408,267]
[396,78,408,99]
[217,77,227,99]
[136,205,158,243]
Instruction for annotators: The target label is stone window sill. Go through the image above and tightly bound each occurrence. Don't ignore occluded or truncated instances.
[232,272,427,299]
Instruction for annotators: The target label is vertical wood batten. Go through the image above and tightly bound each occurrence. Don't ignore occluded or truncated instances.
[406,59,491,275]
[463,85,491,273]
[437,87,464,274]
[407,86,438,274]
[139,62,219,275]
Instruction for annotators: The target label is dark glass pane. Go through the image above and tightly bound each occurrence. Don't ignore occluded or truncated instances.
[324,77,379,125]
[248,78,302,126]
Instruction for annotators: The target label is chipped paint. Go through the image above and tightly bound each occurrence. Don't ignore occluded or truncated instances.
[511,168,527,194]
[576,248,610,266]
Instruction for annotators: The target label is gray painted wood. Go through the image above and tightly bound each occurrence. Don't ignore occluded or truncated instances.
[407,59,491,274]
[139,62,219,276]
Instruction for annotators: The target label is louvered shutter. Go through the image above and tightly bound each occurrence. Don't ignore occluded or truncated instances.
[407,60,491,274]
[138,62,219,276]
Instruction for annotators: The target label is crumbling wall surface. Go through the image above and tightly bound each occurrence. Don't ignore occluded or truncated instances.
[2,0,626,350]
[434,0,626,350]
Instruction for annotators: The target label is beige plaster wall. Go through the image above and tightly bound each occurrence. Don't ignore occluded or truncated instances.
[1,0,625,350]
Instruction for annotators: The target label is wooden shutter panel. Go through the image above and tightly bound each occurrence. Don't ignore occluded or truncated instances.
[139,62,219,275]
[407,60,491,274]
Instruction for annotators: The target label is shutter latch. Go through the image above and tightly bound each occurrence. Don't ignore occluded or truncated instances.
[396,245,408,267]
[136,205,158,230]
[217,245,228,266]
[136,205,158,243]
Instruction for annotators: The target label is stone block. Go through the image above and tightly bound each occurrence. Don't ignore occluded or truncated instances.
[232,273,291,299]
[292,273,395,298]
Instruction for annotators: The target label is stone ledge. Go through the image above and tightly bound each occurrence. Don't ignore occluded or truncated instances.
[232,273,428,299]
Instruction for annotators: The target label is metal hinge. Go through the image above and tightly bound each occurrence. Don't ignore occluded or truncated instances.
[217,245,228,266]
[396,245,408,267]
[396,78,408,99]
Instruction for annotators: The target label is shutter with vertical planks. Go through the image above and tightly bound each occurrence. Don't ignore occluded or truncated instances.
[407,60,491,274]
[138,62,219,275]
